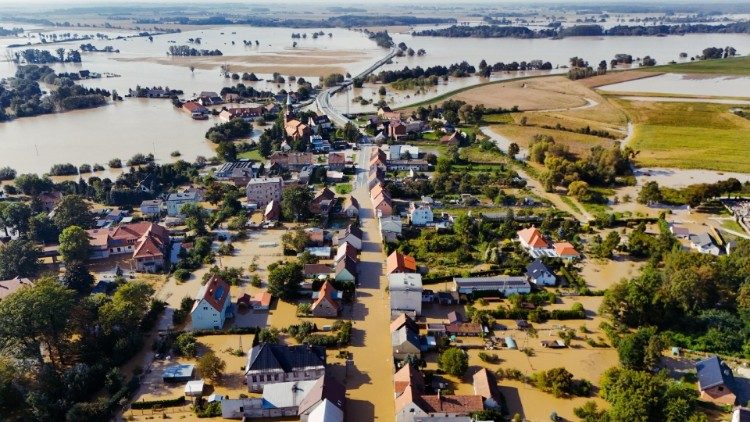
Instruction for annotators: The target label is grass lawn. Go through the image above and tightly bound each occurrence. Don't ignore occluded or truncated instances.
[721,219,745,233]
[615,99,750,172]
[652,56,750,76]
[491,124,617,156]
[334,183,352,195]
[238,149,266,162]
[560,195,583,214]
[459,145,510,165]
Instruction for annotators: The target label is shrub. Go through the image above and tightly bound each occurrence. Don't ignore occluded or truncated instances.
[131,397,186,409]
[108,158,122,168]
[173,269,191,282]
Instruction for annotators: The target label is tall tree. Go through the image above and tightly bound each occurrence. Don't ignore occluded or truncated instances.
[197,351,226,382]
[281,185,313,222]
[1,202,31,236]
[267,261,303,300]
[0,239,40,279]
[58,226,90,263]
[61,261,94,295]
[98,281,155,332]
[52,195,92,230]
[180,203,208,235]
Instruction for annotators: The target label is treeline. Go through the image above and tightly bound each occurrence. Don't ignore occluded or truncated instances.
[13,48,81,64]
[167,45,223,56]
[638,178,745,207]
[0,27,23,36]
[367,30,393,48]
[370,62,477,84]
[79,43,119,53]
[701,46,737,59]
[0,65,108,121]
[205,118,252,143]
[414,22,750,38]
[136,15,455,28]
[219,83,275,100]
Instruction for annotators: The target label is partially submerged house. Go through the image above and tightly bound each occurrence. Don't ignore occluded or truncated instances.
[191,274,233,330]
[311,281,342,317]
[389,273,423,317]
[244,343,326,392]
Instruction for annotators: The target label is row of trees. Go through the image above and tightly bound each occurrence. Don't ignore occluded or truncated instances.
[13,48,81,64]
[167,45,222,56]
[370,61,477,84]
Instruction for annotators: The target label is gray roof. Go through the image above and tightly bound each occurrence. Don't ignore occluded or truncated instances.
[454,275,530,290]
[689,232,715,248]
[388,273,423,292]
[696,355,735,391]
[246,344,326,374]
[392,325,420,349]
[297,374,345,415]
[262,379,317,409]
[167,191,198,201]
[526,259,553,279]
[162,364,194,380]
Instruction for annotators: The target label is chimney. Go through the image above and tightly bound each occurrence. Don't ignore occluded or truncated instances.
[437,388,442,400]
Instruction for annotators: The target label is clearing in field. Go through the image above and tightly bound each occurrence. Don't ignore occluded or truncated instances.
[451,76,591,111]
[614,99,750,172]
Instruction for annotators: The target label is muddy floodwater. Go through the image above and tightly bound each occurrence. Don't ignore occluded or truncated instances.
[1,22,748,174]
[599,72,750,97]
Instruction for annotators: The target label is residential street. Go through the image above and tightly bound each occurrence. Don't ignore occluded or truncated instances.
[339,144,395,420]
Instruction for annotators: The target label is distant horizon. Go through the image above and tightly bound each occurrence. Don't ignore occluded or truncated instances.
[0,0,746,5]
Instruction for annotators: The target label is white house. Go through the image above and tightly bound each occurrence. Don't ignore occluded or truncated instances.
[388,273,423,317]
[526,259,556,286]
[689,233,721,256]
[408,203,433,226]
[140,199,162,217]
[191,275,232,330]
[166,191,201,217]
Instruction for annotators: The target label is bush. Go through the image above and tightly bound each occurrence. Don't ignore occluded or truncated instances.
[478,352,500,364]
[130,396,186,409]
[194,400,221,417]
[0,167,16,181]
[108,158,122,168]
[173,268,191,282]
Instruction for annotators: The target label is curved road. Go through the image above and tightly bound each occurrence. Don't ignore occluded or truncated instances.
[316,47,397,128]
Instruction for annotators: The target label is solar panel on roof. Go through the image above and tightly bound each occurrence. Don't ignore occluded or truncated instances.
[214,286,224,300]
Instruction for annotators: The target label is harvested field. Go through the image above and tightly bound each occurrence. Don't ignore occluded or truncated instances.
[490,124,618,156]
[451,76,589,111]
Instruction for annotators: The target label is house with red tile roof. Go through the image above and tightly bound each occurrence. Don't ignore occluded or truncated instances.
[311,281,341,318]
[517,226,550,250]
[284,119,311,142]
[182,101,208,116]
[309,187,336,215]
[373,191,393,218]
[553,242,580,261]
[191,274,232,330]
[86,222,169,272]
[386,251,417,275]
[328,152,346,171]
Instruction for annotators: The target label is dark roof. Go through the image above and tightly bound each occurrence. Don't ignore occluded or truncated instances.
[346,224,363,240]
[335,256,357,277]
[297,373,345,415]
[526,259,552,278]
[735,408,750,422]
[696,355,736,391]
[246,344,326,374]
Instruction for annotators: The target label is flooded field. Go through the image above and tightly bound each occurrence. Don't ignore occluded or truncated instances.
[599,72,750,98]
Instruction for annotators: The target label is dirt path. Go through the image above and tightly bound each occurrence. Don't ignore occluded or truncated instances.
[341,145,396,421]
[539,97,599,113]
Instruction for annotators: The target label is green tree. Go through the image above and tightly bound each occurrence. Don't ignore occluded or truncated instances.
[257,327,279,344]
[197,351,226,382]
[175,332,198,357]
[61,261,94,295]
[637,181,662,205]
[98,281,155,332]
[573,401,606,422]
[29,212,58,243]
[281,228,309,253]
[567,180,590,201]
[267,261,303,300]
[1,202,31,236]
[258,135,273,158]
[617,326,661,371]
[58,226,90,263]
[532,367,576,398]
[53,195,92,230]
[216,141,238,162]
[14,174,53,195]
[0,277,75,368]
[0,239,40,279]
[378,86,386,96]
[508,142,520,159]
[181,203,208,235]
[281,185,313,222]
[438,347,468,376]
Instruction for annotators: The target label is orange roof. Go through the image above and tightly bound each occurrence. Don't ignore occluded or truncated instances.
[554,242,580,257]
[193,274,230,313]
[370,184,384,200]
[390,313,418,333]
[420,394,484,414]
[253,291,272,307]
[394,364,424,396]
[386,251,417,274]
[517,226,549,249]
[312,281,340,311]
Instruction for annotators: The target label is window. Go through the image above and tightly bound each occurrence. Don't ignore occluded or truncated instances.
[718,386,724,391]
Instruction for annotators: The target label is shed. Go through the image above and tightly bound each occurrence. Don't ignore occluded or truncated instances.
[162,364,194,382]
[185,379,205,396]
[505,337,517,349]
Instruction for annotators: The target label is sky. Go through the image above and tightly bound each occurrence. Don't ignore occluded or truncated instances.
[0,0,726,4]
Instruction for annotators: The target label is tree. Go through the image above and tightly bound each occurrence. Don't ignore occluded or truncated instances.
[532,367,575,398]
[216,141,237,162]
[0,239,40,279]
[281,228,309,253]
[281,185,313,222]
[180,203,208,235]
[567,180,590,201]
[617,326,660,370]
[58,226,90,263]
[267,261,303,300]
[98,281,155,332]
[1,202,31,236]
[29,212,58,243]
[573,401,606,422]
[508,142,520,159]
[61,261,94,295]
[53,195,92,230]
[197,351,226,382]
[0,277,75,368]
[378,86,386,96]
[438,347,468,376]
[257,327,279,343]
[638,181,662,205]
[174,332,198,357]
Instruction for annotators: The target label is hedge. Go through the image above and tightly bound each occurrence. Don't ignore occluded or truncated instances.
[192,326,259,337]
[131,396,186,410]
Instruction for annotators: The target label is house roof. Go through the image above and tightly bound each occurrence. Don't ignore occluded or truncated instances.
[335,256,357,278]
[304,264,332,276]
[390,313,419,333]
[297,373,346,415]
[553,242,580,257]
[370,184,384,200]
[335,242,358,262]
[328,153,346,165]
[307,398,344,422]
[314,187,336,203]
[696,355,736,391]
[312,281,341,311]
[183,101,206,113]
[87,222,169,259]
[345,224,362,240]
[445,323,483,335]
[394,364,425,396]
[388,273,422,292]
[447,311,463,324]
[733,408,750,422]
[386,251,417,274]
[343,196,359,211]
[420,394,484,414]
[0,277,33,301]
[473,368,502,404]
[690,233,715,248]
[526,259,553,278]
[265,200,281,220]
[453,275,530,291]
[261,379,318,410]
[373,191,392,209]
[246,344,326,374]
[193,274,231,313]
[517,226,549,249]
[253,291,272,307]
[392,325,420,349]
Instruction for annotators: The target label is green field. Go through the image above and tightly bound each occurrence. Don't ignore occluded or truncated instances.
[617,100,750,172]
[238,148,266,162]
[653,55,750,76]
